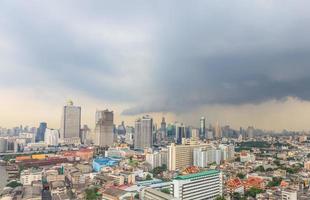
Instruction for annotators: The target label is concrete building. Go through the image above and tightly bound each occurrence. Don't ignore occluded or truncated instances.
[281,189,297,200]
[95,109,114,147]
[146,149,168,169]
[44,128,59,146]
[172,170,223,200]
[175,123,185,144]
[60,100,81,145]
[0,138,7,153]
[35,122,47,143]
[20,169,42,186]
[141,188,176,200]
[200,117,206,139]
[168,142,211,171]
[134,115,153,150]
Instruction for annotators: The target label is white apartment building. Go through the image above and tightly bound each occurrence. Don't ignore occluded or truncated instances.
[20,169,42,186]
[172,170,223,200]
[282,189,297,200]
[146,149,168,169]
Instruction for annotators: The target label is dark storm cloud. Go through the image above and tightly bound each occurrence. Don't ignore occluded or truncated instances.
[1,1,310,114]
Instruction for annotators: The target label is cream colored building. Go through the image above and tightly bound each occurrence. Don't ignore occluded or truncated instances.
[168,141,211,171]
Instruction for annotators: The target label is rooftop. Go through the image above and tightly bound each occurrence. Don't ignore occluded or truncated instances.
[174,170,220,180]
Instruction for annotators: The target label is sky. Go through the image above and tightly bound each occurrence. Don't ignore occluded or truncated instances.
[1,1,310,131]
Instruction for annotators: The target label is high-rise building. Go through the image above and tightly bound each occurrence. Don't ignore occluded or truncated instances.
[35,122,47,143]
[200,117,206,139]
[80,124,91,144]
[60,100,81,145]
[44,128,59,146]
[214,121,222,139]
[168,141,211,171]
[95,109,114,147]
[172,170,223,200]
[160,117,167,140]
[145,149,168,169]
[175,123,185,144]
[134,115,153,150]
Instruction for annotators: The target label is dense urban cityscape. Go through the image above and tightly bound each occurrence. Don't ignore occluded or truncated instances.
[0,101,310,200]
[2,1,310,200]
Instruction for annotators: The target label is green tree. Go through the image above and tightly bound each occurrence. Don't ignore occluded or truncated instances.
[245,187,263,198]
[236,173,245,179]
[267,177,282,187]
[254,165,265,172]
[85,187,99,200]
[160,188,170,194]
[146,174,152,180]
[215,196,226,200]
[6,181,22,188]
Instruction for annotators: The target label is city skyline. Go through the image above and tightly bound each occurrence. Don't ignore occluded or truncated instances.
[1,1,310,131]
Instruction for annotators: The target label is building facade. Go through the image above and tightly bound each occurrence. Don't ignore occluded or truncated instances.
[172,170,223,200]
[60,101,81,145]
[134,115,153,150]
[95,109,114,147]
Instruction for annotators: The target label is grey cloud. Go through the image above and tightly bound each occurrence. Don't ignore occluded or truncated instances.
[1,1,310,115]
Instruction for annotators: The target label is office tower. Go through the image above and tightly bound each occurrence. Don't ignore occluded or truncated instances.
[246,126,255,139]
[95,109,114,147]
[200,117,206,139]
[175,123,185,144]
[35,122,47,142]
[214,121,222,139]
[191,128,199,140]
[172,170,223,200]
[44,128,59,146]
[168,142,211,171]
[80,125,90,144]
[134,115,153,150]
[160,117,167,140]
[0,138,7,153]
[117,121,126,135]
[60,100,81,145]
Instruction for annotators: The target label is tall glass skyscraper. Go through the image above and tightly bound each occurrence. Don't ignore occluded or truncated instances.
[35,122,47,142]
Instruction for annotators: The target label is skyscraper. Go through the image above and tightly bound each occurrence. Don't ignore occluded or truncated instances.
[175,123,185,144]
[160,117,167,140]
[60,100,81,145]
[134,115,153,150]
[35,122,47,143]
[215,121,222,139]
[200,117,206,139]
[95,109,114,147]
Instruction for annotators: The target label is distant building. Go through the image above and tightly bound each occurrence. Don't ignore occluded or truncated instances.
[0,138,7,153]
[95,109,114,147]
[160,117,167,140]
[60,100,81,145]
[175,123,185,144]
[214,121,222,139]
[200,117,206,139]
[44,128,59,146]
[172,170,222,200]
[134,115,153,149]
[35,122,47,142]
